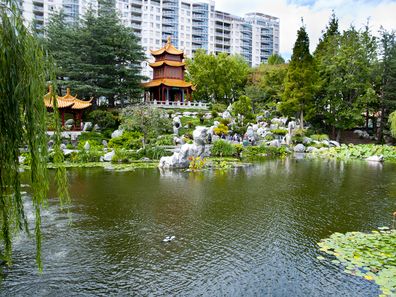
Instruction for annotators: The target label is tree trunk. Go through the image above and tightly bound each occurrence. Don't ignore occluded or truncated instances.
[331,125,336,140]
[365,108,369,132]
[300,110,304,130]
[336,129,341,143]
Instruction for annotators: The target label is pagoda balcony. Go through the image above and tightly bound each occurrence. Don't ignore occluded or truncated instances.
[148,99,208,110]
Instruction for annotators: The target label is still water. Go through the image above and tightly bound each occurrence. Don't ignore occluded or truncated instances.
[1,159,395,296]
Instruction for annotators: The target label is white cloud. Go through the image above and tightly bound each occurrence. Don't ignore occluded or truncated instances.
[215,0,396,60]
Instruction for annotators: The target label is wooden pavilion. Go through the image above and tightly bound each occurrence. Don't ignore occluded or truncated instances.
[142,37,193,104]
[44,87,92,130]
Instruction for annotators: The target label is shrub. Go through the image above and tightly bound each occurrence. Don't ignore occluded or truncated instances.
[264,134,275,141]
[271,128,288,136]
[140,146,171,160]
[243,145,289,158]
[211,140,236,157]
[108,131,143,150]
[310,134,329,141]
[88,110,118,130]
[233,143,244,158]
[219,118,231,126]
[111,149,138,163]
[211,103,227,113]
[213,123,229,136]
[156,134,174,146]
[293,128,306,137]
[70,149,103,163]
[79,132,107,146]
[211,110,218,118]
[232,95,253,118]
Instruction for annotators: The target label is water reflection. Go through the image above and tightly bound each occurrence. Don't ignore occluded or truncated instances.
[1,159,395,296]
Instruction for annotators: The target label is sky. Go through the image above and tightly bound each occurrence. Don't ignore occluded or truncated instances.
[215,0,396,60]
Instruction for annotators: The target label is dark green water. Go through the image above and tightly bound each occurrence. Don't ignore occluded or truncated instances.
[1,159,395,296]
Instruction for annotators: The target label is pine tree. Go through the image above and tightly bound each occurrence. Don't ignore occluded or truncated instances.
[45,0,145,106]
[378,29,396,141]
[280,24,316,129]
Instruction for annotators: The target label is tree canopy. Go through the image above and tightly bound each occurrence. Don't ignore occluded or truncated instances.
[186,49,249,104]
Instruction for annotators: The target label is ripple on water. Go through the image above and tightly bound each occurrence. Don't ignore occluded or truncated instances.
[1,161,391,296]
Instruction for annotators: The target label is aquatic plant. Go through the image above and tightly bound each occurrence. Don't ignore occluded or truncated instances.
[318,227,396,296]
[313,144,396,162]
[188,156,206,171]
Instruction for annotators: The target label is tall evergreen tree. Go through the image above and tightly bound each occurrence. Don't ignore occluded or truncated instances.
[45,0,145,106]
[280,24,316,129]
[378,29,396,141]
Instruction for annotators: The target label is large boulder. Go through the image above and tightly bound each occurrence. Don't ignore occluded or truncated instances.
[329,140,340,147]
[293,143,306,153]
[101,150,115,162]
[159,126,208,169]
[366,155,384,162]
[306,146,318,153]
[111,129,124,139]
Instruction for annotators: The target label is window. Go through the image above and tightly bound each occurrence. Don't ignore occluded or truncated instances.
[156,15,160,21]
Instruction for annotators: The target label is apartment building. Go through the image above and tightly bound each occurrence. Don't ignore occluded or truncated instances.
[16,0,280,77]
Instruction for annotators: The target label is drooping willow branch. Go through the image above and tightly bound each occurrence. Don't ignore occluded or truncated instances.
[0,0,69,271]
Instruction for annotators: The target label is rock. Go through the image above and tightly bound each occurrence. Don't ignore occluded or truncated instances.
[321,140,330,147]
[174,136,185,145]
[101,150,115,162]
[329,140,340,147]
[48,140,54,150]
[19,156,26,164]
[365,155,384,162]
[60,143,67,150]
[303,137,312,145]
[222,110,232,119]
[159,126,208,169]
[83,141,90,151]
[62,149,74,156]
[111,129,124,138]
[83,122,93,132]
[65,119,74,125]
[61,132,71,139]
[268,139,281,147]
[102,140,108,148]
[93,124,100,132]
[140,157,150,161]
[293,143,306,153]
[306,146,318,153]
[183,112,192,117]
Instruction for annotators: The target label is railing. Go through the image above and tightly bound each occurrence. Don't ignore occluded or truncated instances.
[148,100,209,109]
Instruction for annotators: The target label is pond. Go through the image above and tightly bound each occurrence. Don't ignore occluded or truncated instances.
[1,159,395,296]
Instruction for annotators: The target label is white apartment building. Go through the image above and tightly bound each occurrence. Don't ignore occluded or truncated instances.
[16,0,280,77]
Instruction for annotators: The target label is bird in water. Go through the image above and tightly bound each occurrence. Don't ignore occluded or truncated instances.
[162,236,176,242]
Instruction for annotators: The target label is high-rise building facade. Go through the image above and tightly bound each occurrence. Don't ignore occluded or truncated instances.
[16,0,280,77]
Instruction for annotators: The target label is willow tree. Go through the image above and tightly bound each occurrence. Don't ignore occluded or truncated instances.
[0,0,68,270]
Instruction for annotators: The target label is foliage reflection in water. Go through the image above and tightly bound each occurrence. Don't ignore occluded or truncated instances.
[1,159,395,296]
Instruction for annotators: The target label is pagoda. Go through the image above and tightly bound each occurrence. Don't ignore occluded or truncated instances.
[142,37,193,104]
[44,87,92,130]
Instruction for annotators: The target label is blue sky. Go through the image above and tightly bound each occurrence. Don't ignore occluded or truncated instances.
[215,0,396,60]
